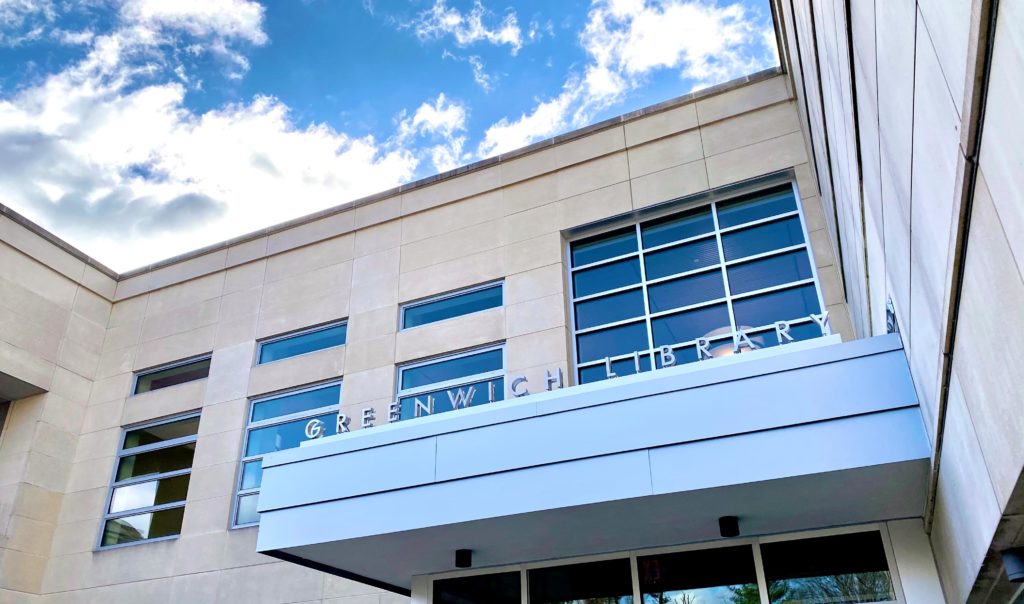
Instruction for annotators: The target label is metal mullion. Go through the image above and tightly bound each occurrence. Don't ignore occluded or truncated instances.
[730,278,817,302]
[717,209,801,234]
[723,243,810,266]
[105,500,186,521]
[574,316,648,336]
[752,541,771,604]
[646,297,729,321]
[571,282,644,303]
[643,263,722,287]
[569,250,640,273]
[120,434,198,457]
[112,467,192,489]
[247,404,341,429]
[398,372,504,399]
[639,231,717,255]
[635,223,657,368]
[712,200,740,336]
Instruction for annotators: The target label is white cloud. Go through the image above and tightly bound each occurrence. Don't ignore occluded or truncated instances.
[411,0,522,54]
[397,93,468,173]
[120,0,267,46]
[477,85,576,157]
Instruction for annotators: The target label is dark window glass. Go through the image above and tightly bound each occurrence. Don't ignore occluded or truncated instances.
[716,188,797,228]
[434,571,522,604]
[403,285,503,329]
[762,532,896,604]
[651,303,731,347]
[258,323,347,364]
[116,443,196,481]
[647,271,725,313]
[641,207,714,248]
[577,321,650,363]
[236,493,260,525]
[579,354,652,384]
[245,412,339,456]
[575,288,646,330]
[573,258,642,298]
[123,416,201,449]
[109,474,190,514]
[399,378,504,420]
[757,321,827,347]
[721,217,805,261]
[571,228,638,267]
[655,345,699,368]
[732,284,821,329]
[400,349,502,390]
[728,250,814,295]
[134,358,210,394]
[529,559,634,604]
[101,507,185,546]
[240,460,263,490]
[643,237,720,280]
[251,384,341,422]
[639,545,759,604]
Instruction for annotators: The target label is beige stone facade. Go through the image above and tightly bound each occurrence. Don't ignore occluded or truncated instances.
[0,70,862,602]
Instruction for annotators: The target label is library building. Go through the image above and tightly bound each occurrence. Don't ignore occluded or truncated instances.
[0,1,1022,603]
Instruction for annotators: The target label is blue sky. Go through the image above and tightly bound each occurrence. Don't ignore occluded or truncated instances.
[0,0,777,270]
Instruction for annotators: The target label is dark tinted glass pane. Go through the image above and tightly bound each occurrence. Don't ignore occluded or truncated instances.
[643,237,720,280]
[721,217,805,261]
[401,349,502,390]
[641,208,714,248]
[651,304,730,347]
[434,571,522,604]
[251,384,341,422]
[529,559,633,604]
[728,250,814,294]
[110,474,190,513]
[647,271,725,313]
[757,321,827,347]
[577,321,649,363]
[639,546,759,604]
[116,443,195,481]
[655,345,700,368]
[717,188,797,228]
[732,285,821,329]
[578,354,652,384]
[101,506,184,546]
[399,378,504,420]
[571,228,638,267]
[236,493,259,525]
[403,285,502,329]
[135,358,211,394]
[575,288,645,330]
[259,323,347,364]
[123,416,199,449]
[762,532,895,604]
[240,460,263,490]
[245,412,338,456]
[573,258,642,298]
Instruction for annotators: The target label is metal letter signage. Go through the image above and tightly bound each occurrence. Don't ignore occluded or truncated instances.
[304,418,325,439]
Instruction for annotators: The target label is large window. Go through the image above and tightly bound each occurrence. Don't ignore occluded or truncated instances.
[427,529,900,604]
[100,413,199,548]
[257,321,347,364]
[396,346,504,421]
[234,382,342,526]
[133,356,211,394]
[569,185,827,384]
[401,282,503,330]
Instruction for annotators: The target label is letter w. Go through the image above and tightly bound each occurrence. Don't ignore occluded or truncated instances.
[448,386,476,410]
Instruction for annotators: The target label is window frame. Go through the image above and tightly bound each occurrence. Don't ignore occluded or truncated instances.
[131,354,212,396]
[399,281,504,331]
[231,380,343,528]
[96,412,200,550]
[394,343,506,419]
[566,179,829,383]
[422,524,906,604]
[255,319,348,366]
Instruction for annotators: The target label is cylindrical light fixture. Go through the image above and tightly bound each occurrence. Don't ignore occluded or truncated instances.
[719,516,740,538]
[455,549,473,568]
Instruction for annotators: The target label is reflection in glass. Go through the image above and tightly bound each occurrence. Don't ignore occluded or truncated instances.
[651,304,730,348]
[572,228,638,267]
[134,358,211,394]
[573,258,643,298]
[109,474,189,513]
[639,546,760,604]
[434,571,522,604]
[579,354,652,384]
[642,208,714,248]
[401,349,503,390]
[240,459,263,490]
[259,323,347,364]
[762,532,896,604]
[577,321,650,363]
[403,285,502,329]
[575,288,646,330]
[101,507,185,546]
[644,237,720,280]
[245,412,339,456]
[399,378,504,420]
[732,285,820,329]
[236,493,260,525]
[116,443,196,481]
[716,188,796,229]
[529,559,634,604]
[727,250,813,295]
[251,384,341,422]
[123,416,200,449]
[647,271,725,313]
[721,217,804,261]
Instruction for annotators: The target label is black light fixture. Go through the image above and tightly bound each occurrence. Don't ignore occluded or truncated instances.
[455,548,473,568]
[1003,548,1024,582]
[719,516,740,538]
